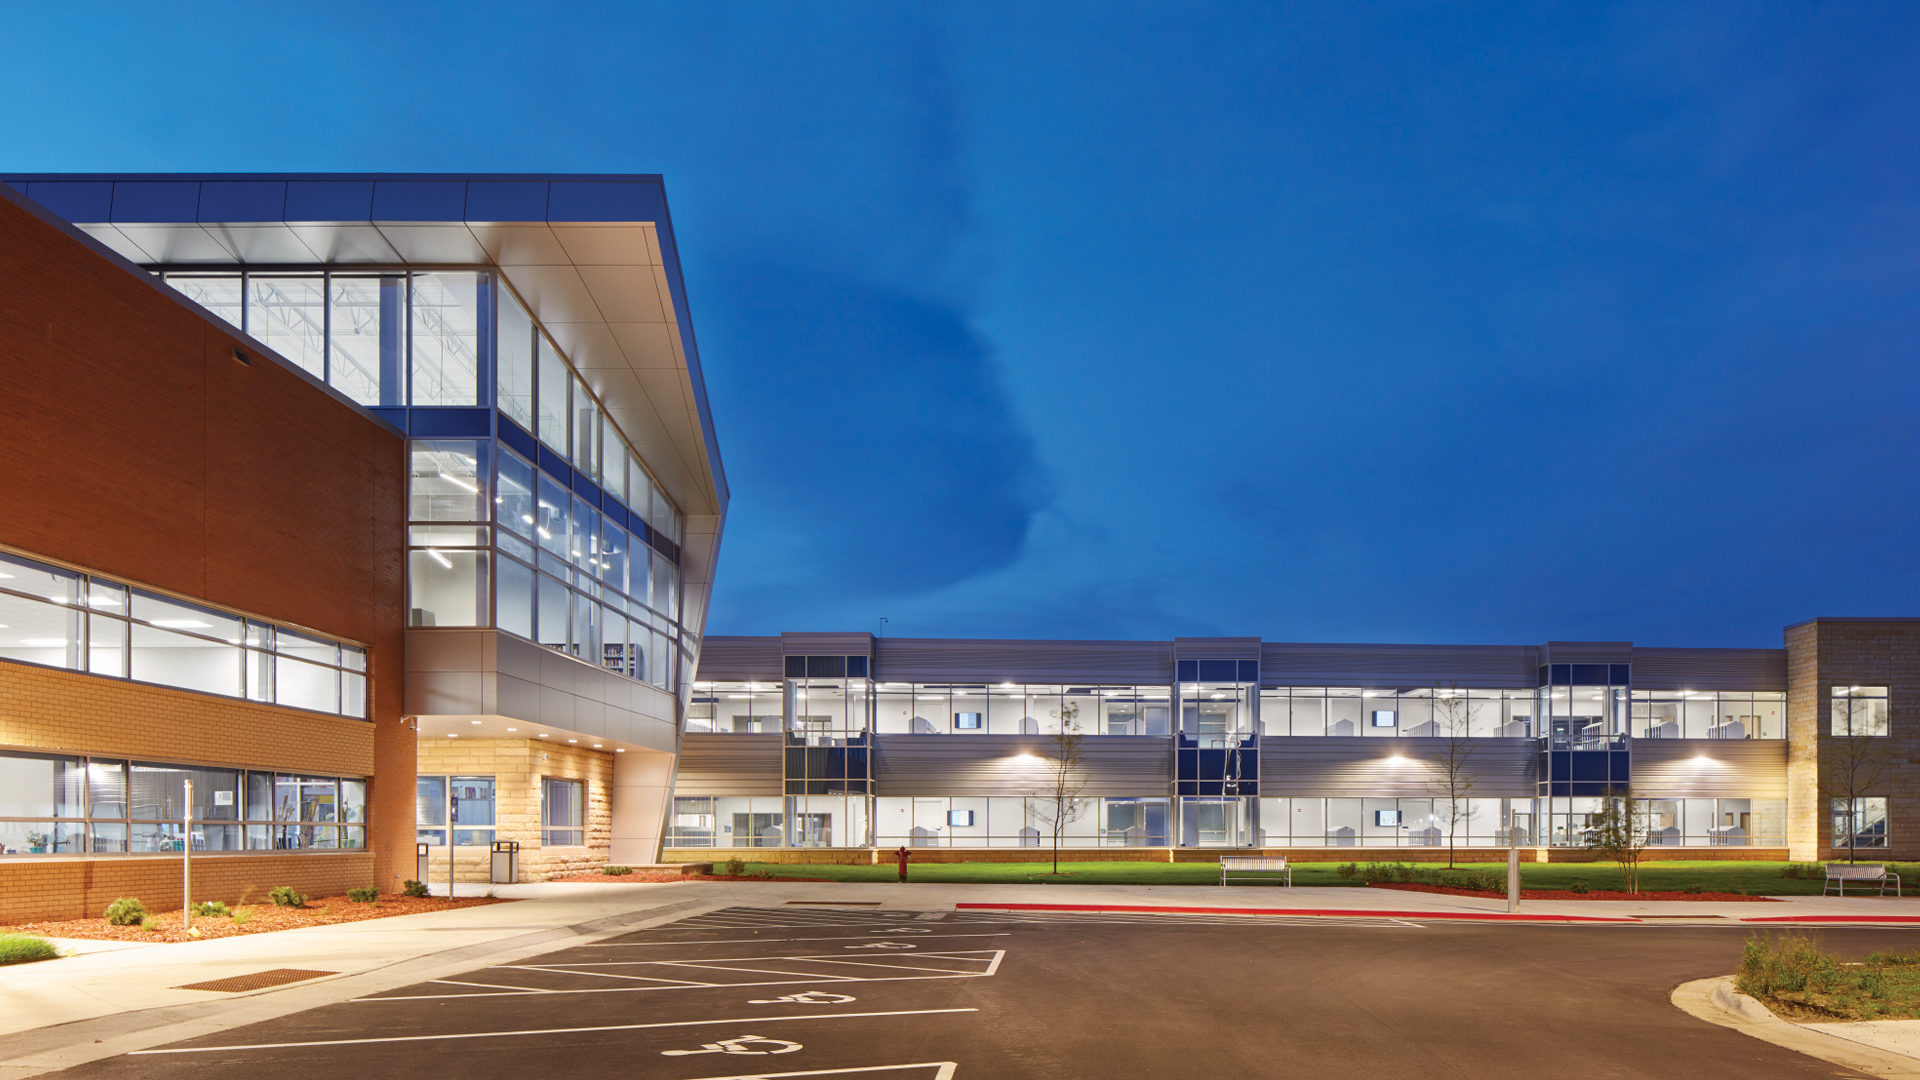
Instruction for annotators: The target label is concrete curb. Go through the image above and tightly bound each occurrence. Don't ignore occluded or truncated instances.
[1670,977,1920,1078]
[0,896,714,1080]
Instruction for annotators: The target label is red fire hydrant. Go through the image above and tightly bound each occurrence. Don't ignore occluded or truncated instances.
[895,845,911,883]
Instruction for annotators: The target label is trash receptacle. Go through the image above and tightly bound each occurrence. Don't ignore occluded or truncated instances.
[490,840,519,884]
[416,842,430,888]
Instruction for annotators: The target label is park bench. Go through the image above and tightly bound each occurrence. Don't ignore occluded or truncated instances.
[1824,863,1901,897]
[1219,855,1291,886]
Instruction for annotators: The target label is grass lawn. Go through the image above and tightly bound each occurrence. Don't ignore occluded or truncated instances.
[1740,933,1920,1020]
[0,933,59,965]
[719,859,1920,895]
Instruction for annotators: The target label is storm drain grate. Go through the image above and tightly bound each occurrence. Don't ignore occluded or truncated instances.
[174,968,336,993]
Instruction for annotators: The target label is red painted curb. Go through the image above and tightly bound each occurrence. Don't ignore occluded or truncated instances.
[1741,915,1920,924]
[952,902,1636,923]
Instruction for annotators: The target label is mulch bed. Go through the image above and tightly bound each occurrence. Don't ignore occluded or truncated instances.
[1,893,509,944]
[1370,882,1776,902]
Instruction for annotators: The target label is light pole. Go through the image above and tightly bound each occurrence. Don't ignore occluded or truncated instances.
[183,778,194,930]
[1507,802,1521,913]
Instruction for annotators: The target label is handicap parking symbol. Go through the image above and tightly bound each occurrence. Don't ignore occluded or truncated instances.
[662,1035,804,1058]
[748,991,856,1005]
[870,927,932,933]
[845,941,916,950]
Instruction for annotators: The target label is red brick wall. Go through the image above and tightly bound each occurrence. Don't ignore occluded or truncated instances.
[0,853,375,923]
[0,192,412,889]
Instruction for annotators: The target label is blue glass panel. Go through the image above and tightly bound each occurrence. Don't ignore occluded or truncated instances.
[110,181,199,222]
[805,655,846,678]
[1197,659,1237,682]
[284,181,373,221]
[497,414,538,460]
[370,407,408,428]
[1237,660,1259,683]
[1176,660,1198,682]
[569,471,603,504]
[408,407,491,437]
[198,181,286,222]
[536,444,572,484]
[1610,751,1631,784]
[602,500,629,529]
[26,181,113,223]
[1609,664,1631,686]
[1551,664,1571,685]
[847,655,869,678]
[1537,665,1551,687]
[1177,752,1197,781]
[1550,782,1571,796]
[464,181,549,221]
[784,655,806,678]
[1572,664,1607,686]
[371,180,467,220]
[1571,752,1609,782]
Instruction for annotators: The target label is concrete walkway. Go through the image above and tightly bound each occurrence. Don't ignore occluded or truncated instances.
[4,879,1920,1077]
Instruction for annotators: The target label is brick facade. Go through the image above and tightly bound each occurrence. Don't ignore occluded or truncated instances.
[1785,618,1920,861]
[0,853,375,923]
[0,190,412,909]
[415,738,615,883]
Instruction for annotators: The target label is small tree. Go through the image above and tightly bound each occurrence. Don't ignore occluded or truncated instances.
[1823,733,1891,864]
[1587,787,1648,894]
[1428,685,1477,868]
[1040,700,1087,875]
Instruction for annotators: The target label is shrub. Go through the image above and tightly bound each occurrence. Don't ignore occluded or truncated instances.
[190,900,230,918]
[1779,862,1825,880]
[402,880,431,898]
[1334,862,1358,880]
[0,933,58,963]
[0,934,59,965]
[1567,880,1590,894]
[1682,884,1704,895]
[722,858,747,878]
[602,865,633,876]
[269,886,307,908]
[1739,932,1841,999]
[104,897,147,926]
[231,910,252,926]
[347,886,380,903]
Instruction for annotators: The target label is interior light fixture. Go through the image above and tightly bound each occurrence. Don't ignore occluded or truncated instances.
[425,549,454,569]
[151,618,213,630]
[506,727,518,732]
[438,471,478,493]
[567,738,578,743]
[592,743,603,748]
[446,733,457,738]
[19,638,67,647]
[536,527,552,540]
[469,719,482,725]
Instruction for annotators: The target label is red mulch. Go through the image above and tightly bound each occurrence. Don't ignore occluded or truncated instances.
[1,893,509,944]
[1370,882,1776,902]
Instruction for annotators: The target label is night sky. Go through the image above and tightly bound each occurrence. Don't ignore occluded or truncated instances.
[11,3,1918,647]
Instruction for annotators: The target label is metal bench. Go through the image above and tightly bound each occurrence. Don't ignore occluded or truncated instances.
[1220,855,1291,886]
[1824,863,1901,897]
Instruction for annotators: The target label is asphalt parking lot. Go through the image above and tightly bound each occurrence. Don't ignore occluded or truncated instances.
[45,906,1920,1079]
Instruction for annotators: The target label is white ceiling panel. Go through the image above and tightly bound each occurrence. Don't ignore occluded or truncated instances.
[551,223,654,265]
[285,223,402,263]
[374,224,489,263]
[544,321,622,370]
[470,222,572,266]
[637,368,693,416]
[501,264,603,327]
[204,224,321,263]
[77,223,153,262]
[608,322,677,369]
[577,264,667,322]
[113,223,238,263]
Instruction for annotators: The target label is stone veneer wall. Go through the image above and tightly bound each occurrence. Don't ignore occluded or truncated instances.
[414,738,614,883]
[1785,619,1920,861]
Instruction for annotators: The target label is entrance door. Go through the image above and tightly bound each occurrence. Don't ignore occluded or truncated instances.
[792,813,832,847]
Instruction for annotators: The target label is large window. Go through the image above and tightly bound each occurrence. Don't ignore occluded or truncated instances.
[0,550,368,718]
[542,778,585,846]
[416,775,496,847]
[1634,691,1786,739]
[409,272,484,406]
[1833,796,1889,849]
[0,751,363,855]
[1832,686,1890,737]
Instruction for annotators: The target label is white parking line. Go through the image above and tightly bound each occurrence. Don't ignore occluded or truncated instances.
[682,1064,956,1080]
[358,951,1005,1002]
[508,966,718,985]
[428,978,558,993]
[129,1009,980,1055]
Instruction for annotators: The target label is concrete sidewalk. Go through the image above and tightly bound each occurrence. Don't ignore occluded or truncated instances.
[4,878,1919,1077]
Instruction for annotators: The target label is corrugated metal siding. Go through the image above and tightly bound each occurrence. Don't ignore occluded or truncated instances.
[1260,644,1539,689]
[1172,637,1262,659]
[1631,739,1788,797]
[780,631,875,656]
[694,637,784,681]
[1543,641,1633,664]
[873,734,1173,797]
[874,639,1173,684]
[1258,737,1537,796]
[1630,648,1788,691]
[672,733,783,795]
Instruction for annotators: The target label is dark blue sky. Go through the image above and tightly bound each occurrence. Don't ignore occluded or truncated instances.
[12,3,1919,647]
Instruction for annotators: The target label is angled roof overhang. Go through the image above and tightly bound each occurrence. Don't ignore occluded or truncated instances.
[2,173,726,517]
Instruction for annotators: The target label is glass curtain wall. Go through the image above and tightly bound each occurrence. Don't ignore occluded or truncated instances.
[869,796,1169,848]
[868,684,1165,735]
[1259,688,1536,737]
[1633,691,1786,739]
[0,750,364,855]
[0,550,367,718]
